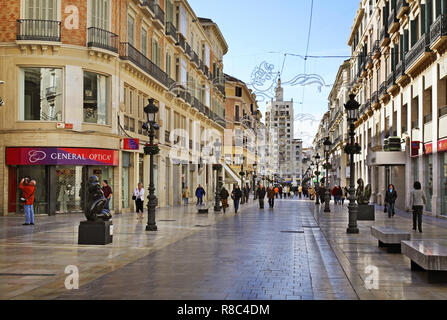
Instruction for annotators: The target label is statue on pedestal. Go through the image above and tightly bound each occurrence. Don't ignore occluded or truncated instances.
[85,175,112,221]
[355,178,372,205]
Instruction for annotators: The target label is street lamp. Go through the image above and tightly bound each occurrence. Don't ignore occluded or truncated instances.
[344,94,361,234]
[239,164,245,204]
[213,140,223,212]
[314,153,321,204]
[143,98,160,231]
[323,137,332,213]
[252,162,258,195]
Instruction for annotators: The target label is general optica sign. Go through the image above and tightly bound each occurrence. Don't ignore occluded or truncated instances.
[6,147,119,166]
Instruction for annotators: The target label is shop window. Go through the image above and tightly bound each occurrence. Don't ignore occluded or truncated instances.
[83,71,109,125]
[19,67,63,121]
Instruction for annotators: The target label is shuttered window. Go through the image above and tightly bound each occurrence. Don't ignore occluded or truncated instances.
[25,0,57,20]
[90,0,109,29]
[127,15,135,45]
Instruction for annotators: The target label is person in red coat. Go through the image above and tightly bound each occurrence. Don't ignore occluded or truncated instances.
[19,178,36,225]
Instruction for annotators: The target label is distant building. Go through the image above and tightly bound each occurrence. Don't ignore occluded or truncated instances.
[266,79,295,183]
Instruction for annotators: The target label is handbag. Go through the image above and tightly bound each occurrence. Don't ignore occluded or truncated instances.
[132,195,137,201]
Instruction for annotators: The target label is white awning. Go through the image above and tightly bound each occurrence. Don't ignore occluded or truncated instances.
[367,151,406,166]
[223,163,241,186]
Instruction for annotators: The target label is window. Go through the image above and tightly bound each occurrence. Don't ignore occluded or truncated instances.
[83,71,109,125]
[25,0,57,20]
[141,28,148,56]
[166,52,172,78]
[127,14,135,45]
[90,0,109,29]
[235,86,242,97]
[152,38,162,67]
[19,67,63,121]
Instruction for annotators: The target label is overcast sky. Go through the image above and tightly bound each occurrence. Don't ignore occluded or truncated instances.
[189,0,359,147]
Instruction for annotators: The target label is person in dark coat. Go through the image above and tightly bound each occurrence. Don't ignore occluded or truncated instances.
[243,184,250,203]
[220,187,230,213]
[195,185,206,205]
[257,184,267,209]
[385,184,397,218]
[267,186,276,208]
[231,185,243,213]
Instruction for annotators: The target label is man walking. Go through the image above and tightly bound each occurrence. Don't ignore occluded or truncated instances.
[257,184,267,209]
[267,186,276,209]
[19,177,36,226]
[243,184,250,203]
[195,185,206,205]
[220,186,230,213]
[231,185,243,214]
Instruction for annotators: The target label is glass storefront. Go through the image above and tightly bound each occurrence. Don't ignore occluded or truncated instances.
[424,155,433,212]
[440,153,447,216]
[55,166,83,213]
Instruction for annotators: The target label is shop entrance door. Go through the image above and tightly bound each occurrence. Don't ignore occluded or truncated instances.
[54,166,84,214]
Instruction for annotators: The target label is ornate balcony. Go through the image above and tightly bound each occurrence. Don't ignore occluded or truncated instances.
[165,21,178,43]
[379,81,388,100]
[191,51,199,67]
[388,9,399,34]
[405,33,432,76]
[430,14,447,53]
[380,27,390,47]
[185,42,192,58]
[151,3,165,29]
[87,27,118,53]
[119,42,169,88]
[176,33,185,51]
[373,40,381,59]
[396,0,409,19]
[16,19,61,42]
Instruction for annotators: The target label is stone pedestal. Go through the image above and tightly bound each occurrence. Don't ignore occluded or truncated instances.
[357,204,375,221]
[78,220,113,245]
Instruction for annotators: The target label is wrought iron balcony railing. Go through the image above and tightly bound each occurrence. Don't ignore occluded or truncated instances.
[87,27,118,53]
[371,91,378,105]
[176,33,185,51]
[387,71,395,89]
[395,58,405,79]
[379,81,387,98]
[396,0,409,18]
[191,51,199,66]
[185,42,192,57]
[430,14,447,46]
[16,19,61,42]
[165,21,178,42]
[119,42,169,87]
[151,3,165,25]
[405,33,431,69]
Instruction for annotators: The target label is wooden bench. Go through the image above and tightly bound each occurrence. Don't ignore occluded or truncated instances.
[402,240,447,283]
[371,226,410,253]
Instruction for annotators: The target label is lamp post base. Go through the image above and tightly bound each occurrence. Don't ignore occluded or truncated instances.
[145,224,158,231]
[346,227,359,234]
[214,206,221,212]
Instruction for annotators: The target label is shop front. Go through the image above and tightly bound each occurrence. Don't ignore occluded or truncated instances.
[6,147,119,215]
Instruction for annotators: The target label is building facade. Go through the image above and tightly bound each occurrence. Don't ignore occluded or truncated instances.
[0,0,230,216]
[329,0,447,217]
[265,79,295,184]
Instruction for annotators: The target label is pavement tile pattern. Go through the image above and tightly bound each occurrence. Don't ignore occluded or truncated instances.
[0,198,446,300]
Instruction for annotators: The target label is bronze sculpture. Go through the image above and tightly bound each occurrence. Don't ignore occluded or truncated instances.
[85,175,112,221]
[355,178,372,205]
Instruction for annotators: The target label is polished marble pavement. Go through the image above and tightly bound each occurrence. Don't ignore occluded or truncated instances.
[0,198,446,300]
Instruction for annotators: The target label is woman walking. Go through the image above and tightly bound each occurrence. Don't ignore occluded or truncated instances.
[220,187,230,213]
[385,184,397,218]
[133,183,145,220]
[182,187,190,206]
[410,181,426,233]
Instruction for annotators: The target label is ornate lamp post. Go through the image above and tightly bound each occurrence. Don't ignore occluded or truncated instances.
[314,153,321,204]
[323,137,332,213]
[344,94,361,234]
[143,98,160,231]
[213,140,223,212]
[252,162,257,195]
[239,164,245,204]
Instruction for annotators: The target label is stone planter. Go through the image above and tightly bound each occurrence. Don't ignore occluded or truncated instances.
[357,204,375,221]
